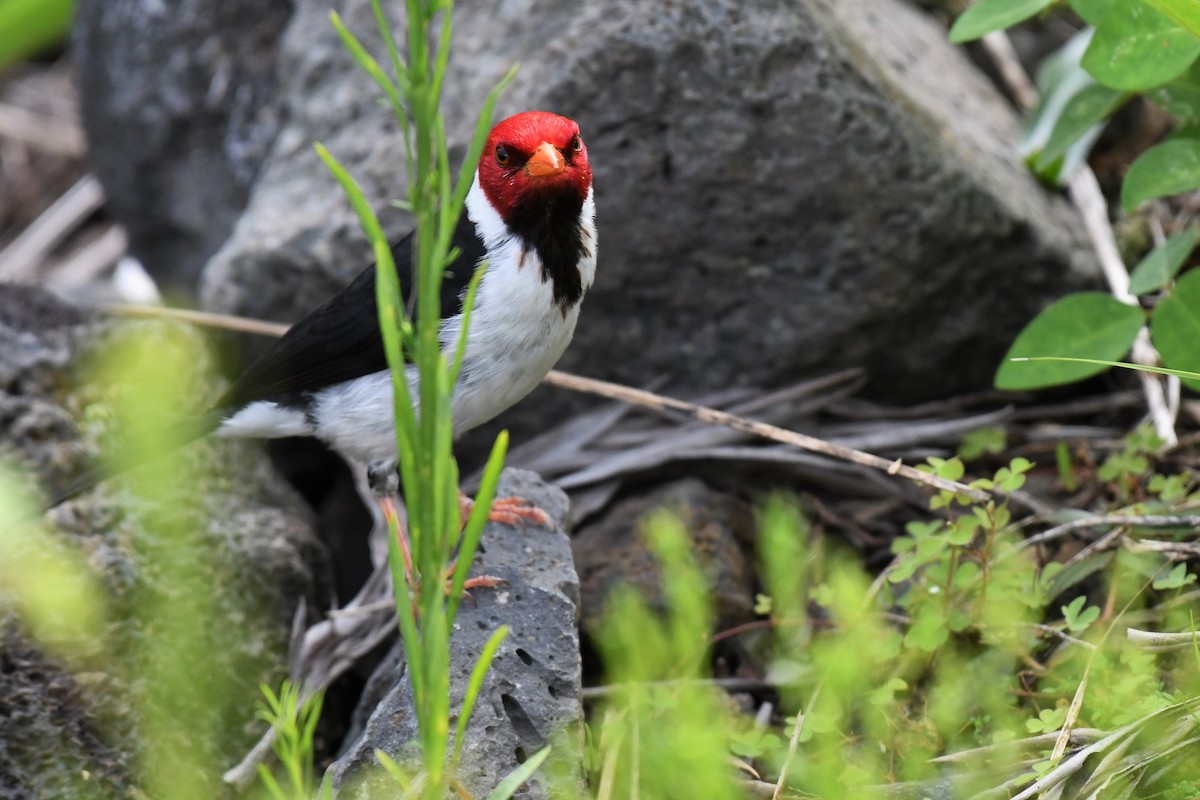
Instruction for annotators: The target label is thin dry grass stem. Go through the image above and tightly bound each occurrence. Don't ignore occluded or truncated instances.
[0,100,86,156]
[1126,627,1200,651]
[932,729,1104,765]
[106,303,292,337]
[1018,514,1200,551]
[541,371,988,501]
[772,687,819,800]
[579,677,776,701]
[978,31,1179,446]
[0,174,105,281]
[103,302,990,502]
[1123,537,1200,557]
[46,225,129,290]
[1051,674,1089,762]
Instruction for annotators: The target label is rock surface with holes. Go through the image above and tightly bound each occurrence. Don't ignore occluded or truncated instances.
[329,469,582,799]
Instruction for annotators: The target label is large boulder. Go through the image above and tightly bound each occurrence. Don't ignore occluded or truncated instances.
[73,0,293,292]
[76,0,1100,413]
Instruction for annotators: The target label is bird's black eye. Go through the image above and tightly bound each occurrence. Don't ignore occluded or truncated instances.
[495,145,509,166]
[570,135,583,153]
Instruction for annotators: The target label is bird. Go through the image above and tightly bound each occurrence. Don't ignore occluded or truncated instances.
[48,110,596,521]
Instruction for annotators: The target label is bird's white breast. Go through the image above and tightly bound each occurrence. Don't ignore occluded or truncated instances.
[443,179,596,434]
[293,179,596,466]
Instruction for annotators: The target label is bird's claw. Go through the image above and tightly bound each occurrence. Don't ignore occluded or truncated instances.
[459,492,551,528]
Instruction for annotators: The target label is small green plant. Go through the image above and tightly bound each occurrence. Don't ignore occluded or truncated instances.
[584,512,747,800]
[313,0,524,795]
[256,681,330,800]
[952,1,1200,391]
[1098,423,1164,498]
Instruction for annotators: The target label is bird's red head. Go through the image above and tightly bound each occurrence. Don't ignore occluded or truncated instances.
[477,111,592,222]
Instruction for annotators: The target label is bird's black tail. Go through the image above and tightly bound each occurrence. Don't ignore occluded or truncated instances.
[42,410,227,512]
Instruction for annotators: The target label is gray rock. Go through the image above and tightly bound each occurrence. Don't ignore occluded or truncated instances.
[75,0,1100,410]
[572,478,757,637]
[0,285,331,798]
[329,469,583,799]
[73,0,292,292]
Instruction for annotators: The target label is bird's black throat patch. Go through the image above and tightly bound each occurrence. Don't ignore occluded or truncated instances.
[505,186,586,312]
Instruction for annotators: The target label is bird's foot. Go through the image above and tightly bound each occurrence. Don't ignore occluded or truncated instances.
[445,557,506,601]
[458,491,551,529]
[381,495,507,600]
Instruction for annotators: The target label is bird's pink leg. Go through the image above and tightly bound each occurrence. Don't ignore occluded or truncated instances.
[380,494,509,596]
[457,491,551,528]
[380,495,413,583]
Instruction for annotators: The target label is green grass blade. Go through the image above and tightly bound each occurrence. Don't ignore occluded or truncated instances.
[1010,355,1200,381]
[446,431,508,622]
[368,0,409,98]
[451,625,510,771]
[374,749,414,791]
[256,765,286,800]
[329,12,405,114]
[484,746,552,800]
[448,261,487,393]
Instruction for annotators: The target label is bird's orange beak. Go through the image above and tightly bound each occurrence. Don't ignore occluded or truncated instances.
[524,141,566,178]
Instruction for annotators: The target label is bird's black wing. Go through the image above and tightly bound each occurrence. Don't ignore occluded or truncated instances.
[216,212,487,410]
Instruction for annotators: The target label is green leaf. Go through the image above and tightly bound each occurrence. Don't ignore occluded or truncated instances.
[1021,31,1102,183]
[451,625,509,771]
[1036,84,1129,169]
[1062,595,1101,631]
[1151,269,1200,391]
[949,0,1054,43]
[1070,0,1116,26]
[485,746,552,800]
[904,608,951,652]
[1151,55,1200,118]
[995,293,1146,390]
[0,0,73,71]
[1146,0,1200,38]
[1123,137,1200,210]
[1130,230,1200,294]
[1082,0,1200,91]
[1153,562,1197,589]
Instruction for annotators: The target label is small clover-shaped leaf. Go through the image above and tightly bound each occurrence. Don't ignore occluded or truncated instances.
[905,520,944,539]
[905,608,951,652]
[1026,706,1068,734]
[868,676,908,707]
[1062,595,1101,632]
[1153,563,1198,590]
[754,593,773,615]
[959,426,1008,460]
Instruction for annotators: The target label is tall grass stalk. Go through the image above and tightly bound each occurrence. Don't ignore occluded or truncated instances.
[317,0,519,795]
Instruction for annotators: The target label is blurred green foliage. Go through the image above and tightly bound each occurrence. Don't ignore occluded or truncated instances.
[0,0,73,71]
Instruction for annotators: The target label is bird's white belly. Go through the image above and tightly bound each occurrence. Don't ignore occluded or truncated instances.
[305,247,580,465]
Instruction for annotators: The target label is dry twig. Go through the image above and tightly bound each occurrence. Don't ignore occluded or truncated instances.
[103,302,991,502]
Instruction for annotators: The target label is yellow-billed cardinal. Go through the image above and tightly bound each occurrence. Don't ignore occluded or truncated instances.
[50,111,595,512]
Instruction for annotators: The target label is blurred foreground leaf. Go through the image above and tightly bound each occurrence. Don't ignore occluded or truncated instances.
[0,0,73,71]
[1083,0,1200,90]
